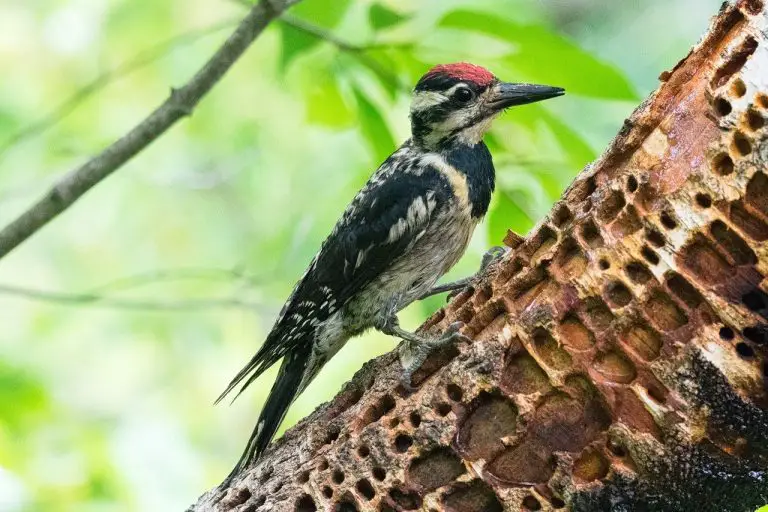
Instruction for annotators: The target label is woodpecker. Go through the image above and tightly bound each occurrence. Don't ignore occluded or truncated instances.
[217,63,563,480]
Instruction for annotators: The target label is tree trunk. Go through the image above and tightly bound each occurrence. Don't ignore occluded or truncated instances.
[192,1,768,510]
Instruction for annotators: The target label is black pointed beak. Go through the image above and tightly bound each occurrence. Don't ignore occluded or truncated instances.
[489,82,565,109]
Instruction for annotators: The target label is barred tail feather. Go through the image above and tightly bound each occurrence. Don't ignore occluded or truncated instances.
[224,348,309,482]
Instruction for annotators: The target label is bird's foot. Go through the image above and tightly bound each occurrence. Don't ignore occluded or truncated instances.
[440,246,509,301]
[398,321,470,391]
[480,245,509,271]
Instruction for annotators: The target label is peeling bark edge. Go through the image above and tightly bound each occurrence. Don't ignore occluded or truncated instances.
[193,1,768,511]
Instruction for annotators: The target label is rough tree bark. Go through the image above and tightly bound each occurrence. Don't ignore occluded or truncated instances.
[193,1,768,510]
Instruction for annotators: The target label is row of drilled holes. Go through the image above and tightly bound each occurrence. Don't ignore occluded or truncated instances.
[296,456,386,509]
[300,246,750,508]
[712,90,768,176]
[580,183,680,282]
[547,45,766,510]
[696,27,768,368]
[312,161,757,511]
[713,77,749,116]
[303,382,471,510]
[720,321,767,362]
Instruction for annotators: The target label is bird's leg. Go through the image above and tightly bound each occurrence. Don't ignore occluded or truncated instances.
[397,321,469,391]
[377,299,470,390]
[418,246,509,301]
[417,277,473,300]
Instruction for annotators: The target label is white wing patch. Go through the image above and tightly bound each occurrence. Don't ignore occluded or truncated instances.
[354,246,370,270]
[385,194,436,244]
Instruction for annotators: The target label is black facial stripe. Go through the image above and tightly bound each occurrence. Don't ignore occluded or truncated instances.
[410,90,480,127]
[411,101,490,148]
[411,122,431,143]
[427,113,490,150]
[413,103,451,124]
[447,112,487,137]
[414,74,488,94]
[410,100,452,143]
[415,74,459,92]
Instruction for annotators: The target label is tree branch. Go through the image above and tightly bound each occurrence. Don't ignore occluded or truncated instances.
[84,266,258,294]
[192,1,768,510]
[0,0,301,261]
[0,283,264,311]
[279,13,408,93]
[0,18,239,161]
[0,266,271,312]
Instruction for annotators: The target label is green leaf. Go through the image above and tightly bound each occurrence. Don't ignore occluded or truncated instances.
[306,76,355,128]
[278,0,353,70]
[291,0,352,29]
[499,102,596,171]
[487,190,535,243]
[353,87,396,163]
[438,10,637,100]
[538,108,596,168]
[0,362,49,433]
[369,3,408,30]
[279,23,321,71]
[357,49,404,100]
[755,506,768,512]
[484,132,506,154]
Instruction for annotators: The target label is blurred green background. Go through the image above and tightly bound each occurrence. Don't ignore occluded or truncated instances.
[0,0,722,510]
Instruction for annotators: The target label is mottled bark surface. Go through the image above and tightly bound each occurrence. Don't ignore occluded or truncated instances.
[192,1,768,510]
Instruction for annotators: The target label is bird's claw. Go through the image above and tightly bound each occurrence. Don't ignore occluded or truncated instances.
[400,368,418,393]
[446,287,467,302]
[399,322,469,391]
[444,247,507,302]
[440,321,468,340]
[480,245,508,270]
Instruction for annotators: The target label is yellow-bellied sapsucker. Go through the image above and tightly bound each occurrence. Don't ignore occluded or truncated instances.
[217,63,564,480]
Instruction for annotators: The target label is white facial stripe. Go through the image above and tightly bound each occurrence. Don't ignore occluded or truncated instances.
[443,83,466,95]
[410,90,446,112]
[422,108,476,146]
[411,83,470,113]
[455,114,498,145]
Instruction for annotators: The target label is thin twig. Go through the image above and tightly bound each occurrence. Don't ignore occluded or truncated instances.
[0,0,302,261]
[0,265,269,311]
[0,18,239,161]
[236,0,409,93]
[0,283,266,312]
[280,14,361,52]
[84,266,260,293]
[278,14,409,93]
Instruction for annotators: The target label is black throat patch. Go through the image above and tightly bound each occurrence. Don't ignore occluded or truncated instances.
[443,142,495,218]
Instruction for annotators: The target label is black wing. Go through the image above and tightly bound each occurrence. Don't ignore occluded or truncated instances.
[217,155,452,403]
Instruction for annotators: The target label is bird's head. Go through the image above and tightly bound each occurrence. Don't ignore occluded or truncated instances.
[409,63,564,150]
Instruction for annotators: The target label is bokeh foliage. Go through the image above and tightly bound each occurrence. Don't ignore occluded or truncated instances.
[0,0,721,509]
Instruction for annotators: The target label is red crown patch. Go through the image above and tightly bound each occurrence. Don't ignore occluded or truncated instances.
[424,63,495,86]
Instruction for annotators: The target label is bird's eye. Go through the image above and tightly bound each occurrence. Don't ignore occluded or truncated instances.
[454,86,474,103]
